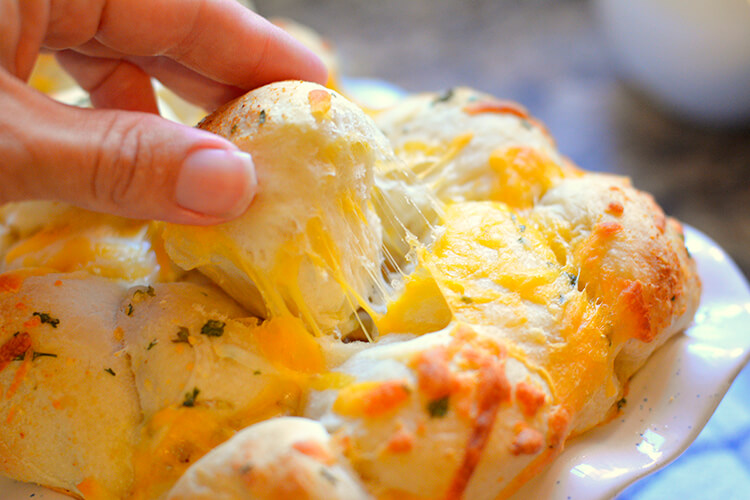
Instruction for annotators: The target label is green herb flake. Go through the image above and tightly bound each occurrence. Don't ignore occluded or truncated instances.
[132,286,155,304]
[520,119,533,130]
[201,320,225,337]
[259,109,266,124]
[230,123,238,134]
[319,467,337,485]
[32,352,57,361]
[427,396,450,418]
[565,272,578,287]
[460,296,474,304]
[146,339,158,351]
[432,88,454,104]
[172,326,191,344]
[253,370,262,375]
[125,303,134,316]
[616,397,627,411]
[104,368,116,376]
[182,387,200,407]
[32,312,60,328]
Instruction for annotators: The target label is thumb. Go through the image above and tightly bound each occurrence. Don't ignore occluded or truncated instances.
[0,70,256,225]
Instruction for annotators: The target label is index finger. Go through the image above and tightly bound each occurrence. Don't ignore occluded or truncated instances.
[44,0,327,90]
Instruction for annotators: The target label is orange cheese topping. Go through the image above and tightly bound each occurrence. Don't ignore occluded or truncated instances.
[414,345,456,400]
[333,380,411,418]
[488,146,566,209]
[444,335,510,500]
[515,381,546,418]
[76,477,107,500]
[6,353,32,399]
[0,273,24,294]
[292,440,335,465]
[309,89,332,118]
[510,422,544,456]
[0,332,32,373]
[385,428,415,454]
[462,99,529,119]
[252,317,325,374]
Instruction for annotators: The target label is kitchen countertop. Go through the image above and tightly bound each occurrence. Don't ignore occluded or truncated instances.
[255,0,750,498]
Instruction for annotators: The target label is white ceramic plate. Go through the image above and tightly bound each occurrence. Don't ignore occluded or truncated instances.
[2,227,749,499]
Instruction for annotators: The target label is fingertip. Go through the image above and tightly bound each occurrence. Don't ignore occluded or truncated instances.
[174,148,257,222]
[306,53,329,86]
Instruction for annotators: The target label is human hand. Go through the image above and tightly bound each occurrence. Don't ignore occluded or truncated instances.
[0,0,326,224]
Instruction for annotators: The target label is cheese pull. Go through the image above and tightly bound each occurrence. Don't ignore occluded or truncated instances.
[370,87,580,271]
[163,81,393,337]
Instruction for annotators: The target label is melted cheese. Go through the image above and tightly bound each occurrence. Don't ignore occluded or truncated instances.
[487,146,566,209]
[251,316,326,374]
[2,210,167,283]
[130,377,302,500]
[376,269,452,336]
[420,202,617,413]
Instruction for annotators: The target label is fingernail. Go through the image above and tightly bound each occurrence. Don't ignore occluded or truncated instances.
[176,149,257,219]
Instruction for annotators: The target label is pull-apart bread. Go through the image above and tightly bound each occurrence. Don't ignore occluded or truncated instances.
[0,81,699,499]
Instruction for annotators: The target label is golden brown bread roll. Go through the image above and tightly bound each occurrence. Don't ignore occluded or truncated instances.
[162,81,392,337]
[0,271,138,499]
[167,417,369,500]
[0,81,701,500]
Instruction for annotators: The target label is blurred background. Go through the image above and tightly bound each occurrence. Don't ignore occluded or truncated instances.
[257,0,750,280]
[253,0,750,499]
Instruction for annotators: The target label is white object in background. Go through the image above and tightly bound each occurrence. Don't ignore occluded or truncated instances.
[595,0,750,125]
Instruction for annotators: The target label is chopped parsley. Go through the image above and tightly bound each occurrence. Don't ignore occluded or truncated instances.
[125,304,134,316]
[182,387,200,407]
[616,397,627,411]
[132,286,155,302]
[104,368,116,376]
[172,326,191,344]
[200,320,225,337]
[32,352,57,361]
[460,295,474,304]
[565,272,578,287]
[427,396,450,418]
[432,88,454,104]
[319,467,337,485]
[253,370,262,375]
[259,109,266,124]
[230,123,238,134]
[146,339,158,351]
[32,312,60,328]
